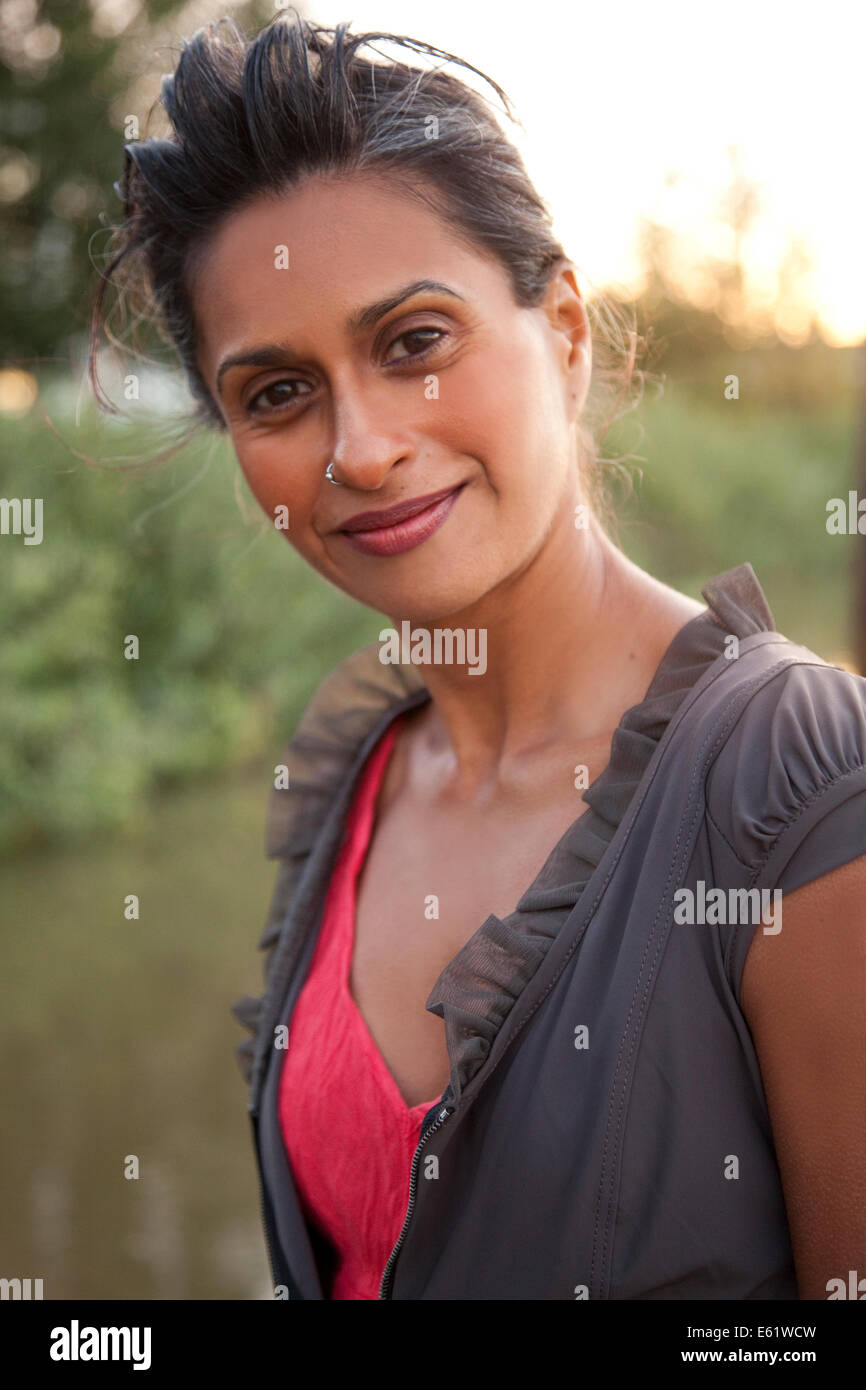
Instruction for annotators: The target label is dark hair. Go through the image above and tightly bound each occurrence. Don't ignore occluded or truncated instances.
[90,9,652,528]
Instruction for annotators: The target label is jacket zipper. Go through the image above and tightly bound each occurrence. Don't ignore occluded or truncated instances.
[378,1100,455,1299]
[250,1107,296,1297]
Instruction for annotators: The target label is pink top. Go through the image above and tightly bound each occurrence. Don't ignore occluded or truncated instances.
[278,714,444,1299]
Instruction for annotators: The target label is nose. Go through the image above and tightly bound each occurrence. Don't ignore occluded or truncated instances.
[327,375,417,490]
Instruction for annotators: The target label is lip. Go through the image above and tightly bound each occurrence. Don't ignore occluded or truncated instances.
[339,484,463,532]
[338,482,466,557]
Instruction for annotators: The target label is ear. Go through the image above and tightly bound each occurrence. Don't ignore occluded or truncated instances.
[543,261,592,417]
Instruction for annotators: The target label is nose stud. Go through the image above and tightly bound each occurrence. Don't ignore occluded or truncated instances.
[325,461,344,486]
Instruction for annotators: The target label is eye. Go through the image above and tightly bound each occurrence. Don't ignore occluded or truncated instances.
[383,326,449,365]
[246,378,312,416]
[242,325,448,417]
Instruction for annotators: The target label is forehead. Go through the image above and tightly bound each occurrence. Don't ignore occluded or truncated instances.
[190,173,505,373]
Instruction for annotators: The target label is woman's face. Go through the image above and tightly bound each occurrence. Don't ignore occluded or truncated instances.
[192,172,592,623]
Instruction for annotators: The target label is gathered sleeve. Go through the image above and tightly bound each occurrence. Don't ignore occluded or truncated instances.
[704,660,866,998]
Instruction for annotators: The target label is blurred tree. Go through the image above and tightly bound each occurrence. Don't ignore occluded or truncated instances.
[713,142,761,328]
[629,144,772,366]
[0,0,284,374]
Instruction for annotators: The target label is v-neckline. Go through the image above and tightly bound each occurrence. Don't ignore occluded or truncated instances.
[250,563,777,1118]
[341,718,445,1115]
[413,572,776,1104]
[345,602,718,1112]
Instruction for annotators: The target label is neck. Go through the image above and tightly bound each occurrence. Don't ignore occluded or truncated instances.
[385,502,697,793]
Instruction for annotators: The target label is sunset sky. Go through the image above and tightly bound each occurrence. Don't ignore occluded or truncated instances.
[300,0,865,346]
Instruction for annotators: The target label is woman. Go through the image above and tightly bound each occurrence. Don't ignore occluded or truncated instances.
[90,13,866,1300]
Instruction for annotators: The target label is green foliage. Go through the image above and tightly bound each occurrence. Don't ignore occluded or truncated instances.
[0,0,284,372]
[2,361,860,856]
[603,372,859,658]
[0,404,384,853]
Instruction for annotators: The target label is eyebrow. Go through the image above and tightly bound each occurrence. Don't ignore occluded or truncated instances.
[215,278,465,398]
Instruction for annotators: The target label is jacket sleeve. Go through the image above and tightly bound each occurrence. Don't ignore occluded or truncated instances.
[704,659,866,1001]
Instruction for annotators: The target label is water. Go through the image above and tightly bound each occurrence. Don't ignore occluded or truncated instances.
[0,765,280,1299]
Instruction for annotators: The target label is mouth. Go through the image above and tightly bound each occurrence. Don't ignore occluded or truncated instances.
[337,482,467,557]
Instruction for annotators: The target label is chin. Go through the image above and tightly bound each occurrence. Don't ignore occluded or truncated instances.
[370,574,498,627]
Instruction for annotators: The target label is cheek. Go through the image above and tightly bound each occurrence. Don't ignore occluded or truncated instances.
[452,333,564,469]
[502,352,572,493]
[234,438,320,536]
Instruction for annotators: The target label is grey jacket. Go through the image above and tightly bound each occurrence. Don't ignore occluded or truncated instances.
[232,562,866,1299]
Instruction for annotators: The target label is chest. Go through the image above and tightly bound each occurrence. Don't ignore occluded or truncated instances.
[348,743,610,1107]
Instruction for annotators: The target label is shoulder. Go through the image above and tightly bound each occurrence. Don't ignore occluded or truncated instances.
[282,636,423,751]
[739,826,866,1298]
[264,638,425,859]
[718,647,866,1296]
[703,645,866,887]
